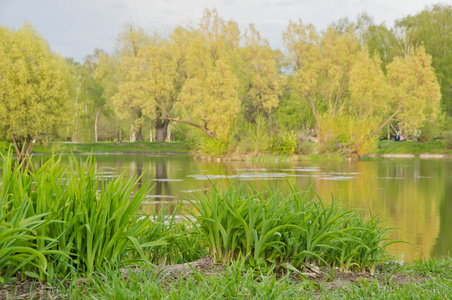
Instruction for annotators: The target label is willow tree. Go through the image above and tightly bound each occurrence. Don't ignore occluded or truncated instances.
[282,21,359,131]
[395,4,452,115]
[177,11,240,140]
[383,46,441,135]
[0,24,72,161]
[349,46,393,119]
[349,45,441,136]
[236,24,284,122]
[116,41,178,141]
[111,23,152,141]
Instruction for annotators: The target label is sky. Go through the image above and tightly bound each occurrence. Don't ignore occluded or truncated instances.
[0,0,448,62]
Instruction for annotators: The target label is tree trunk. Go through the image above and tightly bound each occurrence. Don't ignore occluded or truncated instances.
[136,110,144,142]
[307,94,320,132]
[155,118,170,142]
[136,125,143,142]
[166,123,172,142]
[11,134,35,168]
[94,109,101,142]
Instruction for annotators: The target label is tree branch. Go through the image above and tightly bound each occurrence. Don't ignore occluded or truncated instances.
[164,117,218,139]
[10,134,21,157]
[372,107,401,136]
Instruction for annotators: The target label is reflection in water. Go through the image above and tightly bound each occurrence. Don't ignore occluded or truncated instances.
[153,160,174,215]
[432,166,452,257]
[16,155,452,262]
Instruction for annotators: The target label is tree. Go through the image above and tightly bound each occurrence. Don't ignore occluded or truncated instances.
[349,46,392,119]
[235,24,284,123]
[350,45,441,136]
[383,45,441,135]
[111,23,152,142]
[395,4,452,115]
[282,21,359,131]
[0,24,73,161]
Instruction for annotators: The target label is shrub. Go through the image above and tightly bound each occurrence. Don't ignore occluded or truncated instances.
[199,137,232,157]
[236,115,271,154]
[419,121,439,142]
[318,114,379,156]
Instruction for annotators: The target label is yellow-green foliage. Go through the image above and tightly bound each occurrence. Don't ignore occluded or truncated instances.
[319,114,379,156]
[199,137,232,157]
[271,131,298,156]
[0,24,73,155]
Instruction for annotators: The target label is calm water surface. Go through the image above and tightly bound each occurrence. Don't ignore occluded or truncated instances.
[28,154,452,263]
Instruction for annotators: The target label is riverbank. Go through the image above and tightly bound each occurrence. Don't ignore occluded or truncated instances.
[1,139,451,159]
[375,140,452,156]
[0,141,191,155]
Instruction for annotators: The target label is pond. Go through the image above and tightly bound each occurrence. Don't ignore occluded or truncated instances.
[25,154,452,263]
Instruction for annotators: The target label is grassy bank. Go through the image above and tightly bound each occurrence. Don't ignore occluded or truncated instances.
[27,141,190,154]
[376,140,452,155]
[1,153,451,298]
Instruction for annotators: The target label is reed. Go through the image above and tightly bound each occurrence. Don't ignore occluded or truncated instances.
[0,152,161,280]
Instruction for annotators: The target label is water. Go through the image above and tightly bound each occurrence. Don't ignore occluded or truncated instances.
[22,154,452,262]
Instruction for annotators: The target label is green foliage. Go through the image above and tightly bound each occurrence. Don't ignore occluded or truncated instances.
[199,138,232,157]
[0,199,51,287]
[0,141,11,152]
[0,152,160,280]
[396,4,452,116]
[270,131,298,156]
[318,114,379,156]
[236,114,271,154]
[418,122,440,142]
[186,182,396,274]
[0,24,73,156]
[135,211,206,265]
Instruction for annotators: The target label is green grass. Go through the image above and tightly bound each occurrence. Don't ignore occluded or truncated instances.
[12,141,191,154]
[0,152,176,282]
[31,256,452,299]
[186,182,398,274]
[376,140,452,155]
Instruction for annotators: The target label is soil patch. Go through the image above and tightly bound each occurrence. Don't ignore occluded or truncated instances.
[0,279,63,300]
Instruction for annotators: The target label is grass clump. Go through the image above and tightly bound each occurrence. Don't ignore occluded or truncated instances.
[187,182,397,275]
[0,152,171,282]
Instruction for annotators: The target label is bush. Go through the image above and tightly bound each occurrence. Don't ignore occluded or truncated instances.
[199,137,232,157]
[318,114,379,156]
[270,131,298,156]
[419,122,439,142]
